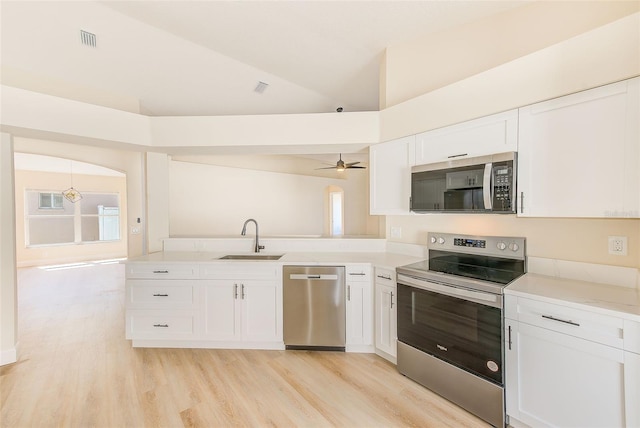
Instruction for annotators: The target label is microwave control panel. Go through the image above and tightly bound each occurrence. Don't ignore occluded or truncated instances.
[492,164,513,210]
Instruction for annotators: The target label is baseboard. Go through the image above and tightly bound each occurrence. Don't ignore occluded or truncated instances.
[0,345,18,366]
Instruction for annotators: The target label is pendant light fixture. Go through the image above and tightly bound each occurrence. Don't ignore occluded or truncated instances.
[62,159,83,203]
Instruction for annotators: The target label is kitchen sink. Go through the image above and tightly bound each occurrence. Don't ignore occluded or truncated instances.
[218,254,284,260]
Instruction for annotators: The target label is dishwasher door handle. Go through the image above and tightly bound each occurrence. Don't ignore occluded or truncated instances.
[289,274,339,281]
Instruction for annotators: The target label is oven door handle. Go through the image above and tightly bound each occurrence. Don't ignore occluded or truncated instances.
[397,274,502,309]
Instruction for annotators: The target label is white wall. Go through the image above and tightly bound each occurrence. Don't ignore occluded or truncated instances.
[0,133,18,365]
[169,159,377,237]
[383,2,640,109]
[146,152,170,253]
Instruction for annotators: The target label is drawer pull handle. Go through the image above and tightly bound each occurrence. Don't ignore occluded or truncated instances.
[542,314,580,327]
[390,291,394,309]
[153,324,169,328]
[349,272,366,276]
[377,275,392,280]
[152,270,169,274]
[153,294,169,297]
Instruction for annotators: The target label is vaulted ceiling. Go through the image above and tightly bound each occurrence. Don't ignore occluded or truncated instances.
[1,1,527,117]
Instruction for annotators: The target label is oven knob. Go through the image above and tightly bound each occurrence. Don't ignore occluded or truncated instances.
[438,237,446,244]
[430,236,437,244]
[509,242,520,252]
[497,241,507,250]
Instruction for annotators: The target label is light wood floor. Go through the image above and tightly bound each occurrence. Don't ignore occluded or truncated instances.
[1,262,489,428]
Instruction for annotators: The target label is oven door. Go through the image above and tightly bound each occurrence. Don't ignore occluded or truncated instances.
[397,275,503,385]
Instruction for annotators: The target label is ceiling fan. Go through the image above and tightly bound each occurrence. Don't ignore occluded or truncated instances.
[316,154,366,172]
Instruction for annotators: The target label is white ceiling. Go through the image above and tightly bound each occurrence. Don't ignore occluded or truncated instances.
[1,0,527,117]
[1,0,529,172]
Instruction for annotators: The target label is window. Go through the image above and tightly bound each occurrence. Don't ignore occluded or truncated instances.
[329,190,344,236]
[25,190,121,247]
[38,192,64,209]
[80,193,121,242]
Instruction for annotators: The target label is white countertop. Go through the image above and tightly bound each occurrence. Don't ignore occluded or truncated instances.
[124,251,424,271]
[506,273,640,322]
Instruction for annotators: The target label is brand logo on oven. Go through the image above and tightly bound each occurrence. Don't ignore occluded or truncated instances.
[436,344,448,352]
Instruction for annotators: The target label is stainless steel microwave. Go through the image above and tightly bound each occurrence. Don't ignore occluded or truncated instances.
[410,152,516,214]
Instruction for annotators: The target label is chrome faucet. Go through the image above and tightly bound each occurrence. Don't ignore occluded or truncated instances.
[241,218,264,253]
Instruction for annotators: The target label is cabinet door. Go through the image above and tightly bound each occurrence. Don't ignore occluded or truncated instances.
[202,280,240,341]
[625,351,640,428]
[415,109,518,165]
[369,135,415,215]
[375,283,396,359]
[505,321,626,427]
[346,282,373,347]
[518,77,640,218]
[240,281,281,343]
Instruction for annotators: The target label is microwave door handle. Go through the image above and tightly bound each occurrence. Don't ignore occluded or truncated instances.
[483,163,493,210]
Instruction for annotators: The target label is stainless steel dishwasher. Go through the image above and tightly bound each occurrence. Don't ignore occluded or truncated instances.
[283,266,346,351]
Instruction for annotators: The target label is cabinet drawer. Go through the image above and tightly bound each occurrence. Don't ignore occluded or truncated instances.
[374,267,395,286]
[346,265,371,282]
[126,263,199,279]
[126,280,197,309]
[126,310,197,340]
[513,297,624,348]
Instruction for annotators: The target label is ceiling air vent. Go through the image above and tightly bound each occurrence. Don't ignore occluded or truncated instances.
[80,30,97,48]
[254,81,269,94]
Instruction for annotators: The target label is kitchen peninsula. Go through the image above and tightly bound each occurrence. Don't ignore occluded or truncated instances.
[123,236,424,358]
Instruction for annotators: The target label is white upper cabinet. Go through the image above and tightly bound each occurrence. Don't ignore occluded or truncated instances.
[518,77,640,218]
[414,109,518,165]
[369,135,415,215]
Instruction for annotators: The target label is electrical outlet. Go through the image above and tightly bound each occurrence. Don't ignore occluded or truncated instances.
[131,226,141,235]
[390,226,402,239]
[608,236,627,256]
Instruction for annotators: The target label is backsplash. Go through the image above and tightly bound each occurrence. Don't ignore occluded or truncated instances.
[527,257,639,289]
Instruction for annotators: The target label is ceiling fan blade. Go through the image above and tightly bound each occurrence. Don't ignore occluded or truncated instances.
[345,161,360,166]
[315,166,339,170]
[346,165,367,169]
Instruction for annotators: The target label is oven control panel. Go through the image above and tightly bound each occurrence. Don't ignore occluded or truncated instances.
[429,232,526,260]
[454,238,486,248]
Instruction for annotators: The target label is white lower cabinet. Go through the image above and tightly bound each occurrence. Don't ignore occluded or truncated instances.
[346,265,374,352]
[125,262,282,349]
[505,294,639,428]
[374,267,397,362]
[125,279,200,340]
[201,280,238,341]
[202,279,281,345]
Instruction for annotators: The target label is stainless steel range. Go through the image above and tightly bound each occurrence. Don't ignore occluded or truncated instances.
[396,232,526,428]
